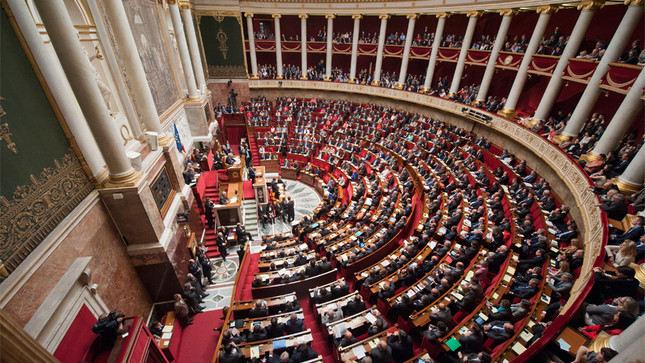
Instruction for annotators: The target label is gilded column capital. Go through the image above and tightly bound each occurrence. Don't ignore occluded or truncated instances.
[624,0,643,6]
[407,13,419,20]
[178,1,191,10]
[272,14,282,19]
[498,8,519,17]
[167,0,178,5]
[299,14,309,19]
[245,13,254,18]
[536,5,559,14]
[577,0,605,10]
[379,14,391,20]
[325,14,336,19]
[435,12,451,19]
[352,14,363,20]
[466,10,483,18]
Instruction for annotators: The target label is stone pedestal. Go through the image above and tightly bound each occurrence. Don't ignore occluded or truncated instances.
[184,97,211,141]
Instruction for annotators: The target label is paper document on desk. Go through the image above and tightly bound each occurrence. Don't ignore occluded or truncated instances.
[351,345,366,359]
[333,323,347,338]
[365,312,377,324]
[230,196,238,203]
[250,346,260,359]
[162,325,173,333]
[161,332,172,340]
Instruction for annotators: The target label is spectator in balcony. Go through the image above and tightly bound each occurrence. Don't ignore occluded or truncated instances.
[588,266,638,304]
[599,193,628,220]
[572,346,618,363]
[605,240,637,267]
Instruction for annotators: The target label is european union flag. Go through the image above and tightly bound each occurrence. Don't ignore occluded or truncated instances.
[174,123,185,152]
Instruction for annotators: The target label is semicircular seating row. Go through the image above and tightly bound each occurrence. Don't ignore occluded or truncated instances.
[222,97,577,362]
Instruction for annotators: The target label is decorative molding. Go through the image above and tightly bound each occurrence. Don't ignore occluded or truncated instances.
[435,12,450,19]
[466,10,483,17]
[0,150,93,277]
[498,8,519,16]
[536,4,559,14]
[577,0,605,11]
[406,13,419,19]
[272,14,282,18]
[378,14,390,19]
[325,14,336,19]
[298,13,309,18]
[624,0,643,6]
[352,14,363,19]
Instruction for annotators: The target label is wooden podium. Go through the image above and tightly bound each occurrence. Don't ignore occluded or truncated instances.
[227,157,244,183]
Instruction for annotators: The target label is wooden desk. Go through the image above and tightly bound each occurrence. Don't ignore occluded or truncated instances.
[227,156,245,183]
[326,308,382,341]
[227,330,313,359]
[555,326,589,356]
[252,269,337,299]
[253,166,269,204]
[214,182,243,227]
[337,325,398,362]
[233,293,297,319]
[228,310,305,335]
[159,312,177,361]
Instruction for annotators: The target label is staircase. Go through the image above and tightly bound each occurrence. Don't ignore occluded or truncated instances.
[248,134,261,166]
[202,184,221,259]
[242,200,260,240]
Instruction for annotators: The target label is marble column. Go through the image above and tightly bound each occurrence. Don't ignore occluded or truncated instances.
[33,0,138,185]
[372,14,389,85]
[617,145,645,194]
[349,15,362,82]
[591,68,645,156]
[560,1,644,137]
[448,11,481,96]
[325,14,335,80]
[169,1,199,99]
[475,9,516,104]
[422,13,449,92]
[498,5,557,118]
[300,14,308,79]
[6,0,106,180]
[396,14,418,88]
[245,13,259,79]
[105,0,171,146]
[533,0,602,122]
[273,14,283,79]
[182,3,207,91]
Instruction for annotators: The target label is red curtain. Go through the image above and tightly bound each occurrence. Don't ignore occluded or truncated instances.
[226,126,247,146]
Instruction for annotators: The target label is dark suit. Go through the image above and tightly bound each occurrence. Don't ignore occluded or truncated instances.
[600,201,628,220]
[265,323,285,339]
[610,225,644,245]
[344,300,366,316]
[219,194,230,205]
[388,334,414,363]
[284,318,306,334]
[218,347,243,363]
[370,345,393,363]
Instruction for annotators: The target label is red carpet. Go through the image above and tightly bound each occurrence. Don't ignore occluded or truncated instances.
[243,180,255,200]
[174,309,223,363]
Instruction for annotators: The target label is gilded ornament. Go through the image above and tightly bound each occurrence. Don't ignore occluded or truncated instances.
[536,5,559,14]
[217,28,229,60]
[577,0,605,11]
[0,123,17,155]
[498,8,519,17]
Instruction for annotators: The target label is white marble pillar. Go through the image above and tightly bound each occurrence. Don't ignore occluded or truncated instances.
[273,14,283,79]
[561,1,643,137]
[33,0,137,184]
[300,14,308,79]
[475,9,516,103]
[396,14,418,88]
[499,5,557,118]
[182,4,207,91]
[422,13,449,92]
[617,143,645,194]
[104,0,171,146]
[372,15,389,85]
[6,0,106,179]
[591,68,645,156]
[245,13,259,78]
[448,11,481,96]
[169,1,199,99]
[532,0,601,121]
[325,14,335,80]
[349,15,362,82]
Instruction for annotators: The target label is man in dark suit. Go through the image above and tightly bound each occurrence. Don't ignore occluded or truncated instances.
[509,278,539,300]
[246,324,267,342]
[429,303,454,328]
[248,300,269,318]
[377,281,396,302]
[344,295,366,316]
[337,331,356,347]
[216,232,228,261]
[484,321,514,346]
[370,340,393,363]
[319,256,334,273]
[235,223,253,242]
[287,197,295,222]
[291,342,318,362]
[284,313,305,334]
[304,260,320,277]
[265,317,285,339]
[219,191,230,205]
[331,281,349,298]
[218,343,243,363]
[387,330,414,363]
[204,197,215,229]
[600,194,628,220]
[588,266,639,304]
[610,216,644,245]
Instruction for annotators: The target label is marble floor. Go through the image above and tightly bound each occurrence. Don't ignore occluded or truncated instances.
[258,176,322,236]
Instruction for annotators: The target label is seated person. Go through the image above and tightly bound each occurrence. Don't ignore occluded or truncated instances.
[284,313,306,334]
[291,342,319,362]
[337,330,357,347]
[248,299,269,318]
[246,324,267,342]
[483,320,514,347]
[344,295,367,316]
[321,308,344,325]
[265,317,286,339]
[572,346,618,363]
